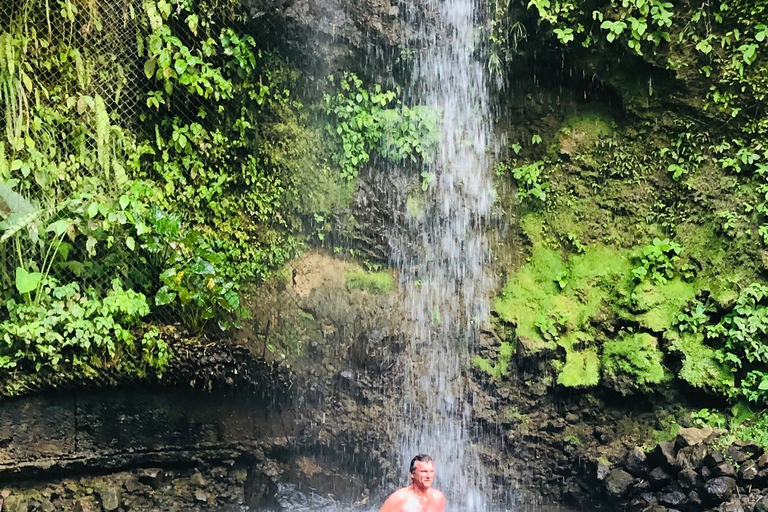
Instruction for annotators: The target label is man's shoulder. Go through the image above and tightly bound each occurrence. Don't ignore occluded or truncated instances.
[388,487,414,501]
[428,488,445,502]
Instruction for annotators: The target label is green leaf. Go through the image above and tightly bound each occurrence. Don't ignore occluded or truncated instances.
[126,236,136,251]
[155,286,177,306]
[46,218,71,237]
[15,267,42,294]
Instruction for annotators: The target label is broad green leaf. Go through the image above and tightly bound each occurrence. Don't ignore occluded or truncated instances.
[15,267,42,294]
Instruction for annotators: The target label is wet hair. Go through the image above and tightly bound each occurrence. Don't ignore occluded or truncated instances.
[410,454,433,473]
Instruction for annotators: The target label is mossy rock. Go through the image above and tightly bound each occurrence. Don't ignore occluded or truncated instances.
[555,343,600,388]
[632,279,698,332]
[472,341,514,379]
[666,331,734,394]
[602,332,669,394]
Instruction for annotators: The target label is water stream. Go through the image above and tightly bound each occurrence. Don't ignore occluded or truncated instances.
[388,0,496,508]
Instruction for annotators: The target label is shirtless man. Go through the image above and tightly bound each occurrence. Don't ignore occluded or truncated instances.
[378,454,446,512]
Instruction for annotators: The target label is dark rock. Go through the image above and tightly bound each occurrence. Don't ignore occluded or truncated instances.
[631,479,652,496]
[714,463,737,478]
[678,468,704,490]
[732,440,762,459]
[704,452,725,468]
[626,447,649,476]
[687,491,703,509]
[547,418,566,432]
[649,441,677,471]
[675,445,709,470]
[649,467,674,489]
[727,445,751,465]
[754,496,768,512]
[631,497,651,512]
[705,476,737,502]
[606,469,635,498]
[702,466,713,479]
[676,427,714,449]
[661,491,687,507]
[597,459,612,481]
[740,461,758,481]
[139,468,165,489]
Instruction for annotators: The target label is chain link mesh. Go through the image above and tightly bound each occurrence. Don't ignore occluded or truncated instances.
[0,0,324,340]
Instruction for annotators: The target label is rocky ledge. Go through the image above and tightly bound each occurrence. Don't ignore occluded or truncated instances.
[604,427,768,512]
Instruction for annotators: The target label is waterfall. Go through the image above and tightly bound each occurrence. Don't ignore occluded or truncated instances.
[388,0,496,508]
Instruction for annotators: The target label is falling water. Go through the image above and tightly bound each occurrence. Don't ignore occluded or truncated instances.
[388,0,496,508]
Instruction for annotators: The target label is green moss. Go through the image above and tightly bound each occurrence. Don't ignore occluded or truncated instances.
[519,213,549,246]
[556,345,600,387]
[345,269,393,294]
[472,341,515,379]
[602,332,669,391]
[668,331,734,393]
[633,279,698,332]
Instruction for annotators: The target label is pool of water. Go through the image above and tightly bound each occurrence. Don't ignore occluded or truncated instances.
[241,483,617,512]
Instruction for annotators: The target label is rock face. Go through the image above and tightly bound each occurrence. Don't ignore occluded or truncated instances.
[602,428,768,512]
[0,253,404,511]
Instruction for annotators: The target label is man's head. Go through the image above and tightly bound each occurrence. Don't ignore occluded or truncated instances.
[409,454,435,490]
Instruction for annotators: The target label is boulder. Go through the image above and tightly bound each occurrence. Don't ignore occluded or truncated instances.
[95,484,120,511]
[660,491,687,507]
[74,497,97,512]
[642,504,669,512]
[649,441,677,471]
[740,461,758,481]
[675,445,709,471]
[687,491,703,509]
[2,495,29,512]
[606,469,635,498]
[676,427,714,448]
[626,447,649,476]
[728,441,762,464]
[713,463,737,478]
[678,468,704,490]
[705,476,737,502]
[649,467,674,489]
[704,451,725,468]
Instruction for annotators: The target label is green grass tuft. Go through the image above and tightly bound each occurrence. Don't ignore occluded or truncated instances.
[345,269,394,294]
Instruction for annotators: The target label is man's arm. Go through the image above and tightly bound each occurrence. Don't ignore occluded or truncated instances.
[379,489,407,512]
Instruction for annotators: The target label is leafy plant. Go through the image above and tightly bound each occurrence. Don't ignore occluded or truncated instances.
[323,73,438,181]
[154,225,247,333]
[632,238,682,284]
[510,160,549,202]
[0,278,169,374]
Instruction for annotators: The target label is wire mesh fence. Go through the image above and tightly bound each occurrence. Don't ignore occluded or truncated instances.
[0,0,334,382]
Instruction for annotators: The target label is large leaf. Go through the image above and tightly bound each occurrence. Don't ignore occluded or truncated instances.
[15,267,42,294]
